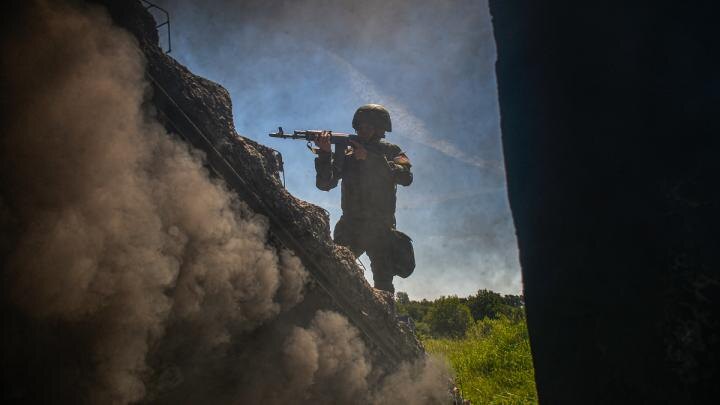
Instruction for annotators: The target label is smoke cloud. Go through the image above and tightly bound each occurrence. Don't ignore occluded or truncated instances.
[1,1,307,402]
[0,1,449,403]
[280,311,452,405]
[283,310,371,403]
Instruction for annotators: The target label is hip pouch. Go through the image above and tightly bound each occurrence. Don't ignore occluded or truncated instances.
[391,230,415,278]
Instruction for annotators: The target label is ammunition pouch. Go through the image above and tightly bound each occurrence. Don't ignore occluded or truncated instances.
[390,229,415,278]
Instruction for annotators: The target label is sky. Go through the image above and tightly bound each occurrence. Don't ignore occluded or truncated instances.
[152,0,521,299]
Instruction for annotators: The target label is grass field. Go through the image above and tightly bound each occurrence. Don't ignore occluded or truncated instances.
[422,316,538,404]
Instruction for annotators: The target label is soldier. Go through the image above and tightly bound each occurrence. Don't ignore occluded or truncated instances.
[314,104,413,293]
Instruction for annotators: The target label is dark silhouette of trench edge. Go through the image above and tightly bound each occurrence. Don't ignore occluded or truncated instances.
[147,73,408,367]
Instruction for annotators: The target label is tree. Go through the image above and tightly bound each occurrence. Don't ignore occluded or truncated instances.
[467,289,505,320]
[408,299,432,322]
[425,296,474,338]
[503,294,524,308]
[395,291,410,305]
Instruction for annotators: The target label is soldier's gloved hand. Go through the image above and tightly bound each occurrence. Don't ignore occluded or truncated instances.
[349,140,368,160]
[393,153,411,167]
[387,162,402,172]
[313,130,332,153]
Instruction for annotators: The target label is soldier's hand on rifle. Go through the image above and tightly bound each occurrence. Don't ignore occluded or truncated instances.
[349,140,368,160]
[313,130,332,153]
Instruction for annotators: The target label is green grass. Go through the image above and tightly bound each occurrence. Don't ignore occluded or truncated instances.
[422,316,538,404]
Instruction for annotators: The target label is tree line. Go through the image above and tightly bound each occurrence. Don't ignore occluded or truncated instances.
[396,289,525,338]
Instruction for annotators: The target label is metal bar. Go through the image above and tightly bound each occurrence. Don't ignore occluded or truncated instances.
[140,0,172,54]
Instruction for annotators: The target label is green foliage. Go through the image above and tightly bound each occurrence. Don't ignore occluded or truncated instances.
[502,294,524,308]
[414,321,431,338]
[395,290,525,336]
[425,296,474,338]
[396,290,535,404]
[465,289,524,321]
[424,316,538,405]
[395,291,410,305]
[396,295,433,322]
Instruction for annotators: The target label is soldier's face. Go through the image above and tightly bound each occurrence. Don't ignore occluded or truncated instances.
[356,122,378,141]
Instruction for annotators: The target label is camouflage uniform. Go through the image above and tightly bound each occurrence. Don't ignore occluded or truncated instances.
[315,138,412,292]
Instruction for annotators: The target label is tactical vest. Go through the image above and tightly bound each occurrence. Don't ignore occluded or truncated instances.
[340,140,400,222]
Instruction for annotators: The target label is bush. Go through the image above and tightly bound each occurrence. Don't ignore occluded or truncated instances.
[424,316,537,404]
[414,321,431,338]
[425,296,474,338]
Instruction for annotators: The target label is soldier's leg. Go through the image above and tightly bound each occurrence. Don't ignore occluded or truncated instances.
[333,216,365,257]
[366,228,395,293]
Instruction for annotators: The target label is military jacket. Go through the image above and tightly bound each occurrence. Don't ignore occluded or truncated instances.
[315,139,412,221]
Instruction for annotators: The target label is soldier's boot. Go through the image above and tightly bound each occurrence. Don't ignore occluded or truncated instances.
[373,279,394,294]
[371,256,395,293]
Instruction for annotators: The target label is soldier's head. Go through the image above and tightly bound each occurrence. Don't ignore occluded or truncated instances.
[352,104,391,142]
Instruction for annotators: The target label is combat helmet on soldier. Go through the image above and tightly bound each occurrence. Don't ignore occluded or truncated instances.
[352,104,392,134]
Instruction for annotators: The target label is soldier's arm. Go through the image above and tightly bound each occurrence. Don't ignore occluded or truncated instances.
[390,152,413,186]
[315,150,341,191]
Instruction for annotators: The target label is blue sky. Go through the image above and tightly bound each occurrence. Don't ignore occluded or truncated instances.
[153,0,521,299]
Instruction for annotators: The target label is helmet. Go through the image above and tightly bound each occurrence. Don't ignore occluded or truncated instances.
[352,104,392,132]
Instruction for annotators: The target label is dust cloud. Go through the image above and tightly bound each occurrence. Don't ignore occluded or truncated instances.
[1,1,307,402]
[280,311,452,405]
[0,1,449,404]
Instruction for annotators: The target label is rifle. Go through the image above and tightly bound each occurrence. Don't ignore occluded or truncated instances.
[269,125,401,166]
[269,127,359,146]
[269,126,359,172]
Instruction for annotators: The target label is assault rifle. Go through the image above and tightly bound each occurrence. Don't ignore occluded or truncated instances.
[269,125,398,161]
[269,127,360,171]
[268,127,359,146]
[269,127,402,181]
